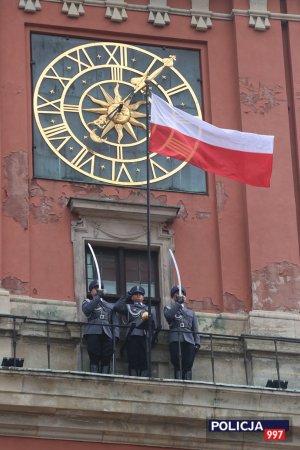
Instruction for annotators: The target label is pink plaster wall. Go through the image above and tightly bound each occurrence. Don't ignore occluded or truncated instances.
[0,436,177,450]
[0,0,299,312]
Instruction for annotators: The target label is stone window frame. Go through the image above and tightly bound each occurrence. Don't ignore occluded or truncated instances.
[68,197,179,320]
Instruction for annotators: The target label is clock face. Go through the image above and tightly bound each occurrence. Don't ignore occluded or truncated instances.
[33,39,203,187]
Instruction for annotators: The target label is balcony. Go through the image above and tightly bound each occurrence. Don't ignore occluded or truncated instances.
[0,312,300,448]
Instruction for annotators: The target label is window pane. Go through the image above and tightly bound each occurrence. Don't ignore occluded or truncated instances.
[86,246,159,299]
[125,251,157,298]
[86,247,118,294]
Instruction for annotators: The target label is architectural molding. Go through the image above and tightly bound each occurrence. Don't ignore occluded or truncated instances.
[0,369,299,448]
[148,0,170,27]
[68,197,179,317]
[190,0,212,31]
[17,1,300,26]
[61,0,85,17]
[18,0,41,13]
[9,295,77,321]
[248,0,270,31]
[105,0,128,22]
[68,197,179,222]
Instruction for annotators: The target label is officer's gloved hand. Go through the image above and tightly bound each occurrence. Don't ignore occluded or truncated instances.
[194,344,200,352]
[176,295,185,304]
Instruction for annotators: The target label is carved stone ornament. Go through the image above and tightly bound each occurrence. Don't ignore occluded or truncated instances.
[62,0,85,18]
[190,0,212,31]
[249,0,270,31]
[148,0,170,27]
[105,0,128,22]
[18,0,41,13]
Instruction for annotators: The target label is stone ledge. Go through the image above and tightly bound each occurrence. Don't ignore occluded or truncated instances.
[68,197,179,223]
[42,1,300,22]
[198,311,249,335]
[9,296,77,322]
[249,310,300,338]
[0,369,299,448]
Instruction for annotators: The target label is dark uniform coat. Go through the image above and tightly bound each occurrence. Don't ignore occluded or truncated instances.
[164,302,200,346]
[113,297,157,335]
[82,294,119,338]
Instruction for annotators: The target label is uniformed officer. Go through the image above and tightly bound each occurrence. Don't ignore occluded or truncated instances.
[82,280,119,374]
[164,286,200,380]
[114,285,157,377]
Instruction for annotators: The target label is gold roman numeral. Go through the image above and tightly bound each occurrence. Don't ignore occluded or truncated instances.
[71,148,95,174]
[111,65,123,82]
[105,46,128,81]
[165,83,188,96]
[112,162,133,183]
[63,104,80,113]
[43,123,69,139]
[45,67,72,88]
[116,146,123,160]
[36,95,61,114]
[43,123,71,151]
[103,45,128,68]
[150,159,169,179]
[66,48,95,72]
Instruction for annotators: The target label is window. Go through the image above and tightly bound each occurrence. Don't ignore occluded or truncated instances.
[69,197,179,317]
[86,245,159,303]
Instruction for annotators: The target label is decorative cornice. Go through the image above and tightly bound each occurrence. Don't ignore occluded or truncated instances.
[18,0,41,13]
[68,197,179,223]
[61,0,85,17]
[18,1,300,29]
[246,0,270,31]
[148,0,170,27]
[190,0,212,31]
[105,0,128,22]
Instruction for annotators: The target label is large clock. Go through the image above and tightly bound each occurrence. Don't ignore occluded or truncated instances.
[33,37,204,189]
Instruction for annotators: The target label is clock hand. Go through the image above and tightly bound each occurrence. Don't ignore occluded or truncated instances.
[88,102,124,143]
[118,55,176,107]
[130,55,176,94]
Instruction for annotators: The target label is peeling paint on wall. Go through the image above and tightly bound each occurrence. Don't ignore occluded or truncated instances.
[240,78,284,115]
[68,185,169,207]
[30,181,61,223]
[3,151,29,229]
[195,211,210,220]
[177,200,188,220]
[189,297,221,312]
[252,261,300,311]
[223,292,246,313]
[122,190,147,203]
[216,181,228,212]
[70,183,104,195]
[2,276,28,295]
[30,202,60,224]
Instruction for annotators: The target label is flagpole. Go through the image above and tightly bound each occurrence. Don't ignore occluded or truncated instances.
[145,80,152,378]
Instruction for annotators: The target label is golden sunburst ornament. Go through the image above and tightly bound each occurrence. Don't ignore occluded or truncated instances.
[85,84,146,144]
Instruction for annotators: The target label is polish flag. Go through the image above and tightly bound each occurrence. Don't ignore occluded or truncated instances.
[149,94,274,187]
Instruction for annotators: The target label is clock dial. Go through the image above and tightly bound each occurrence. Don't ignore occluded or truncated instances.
[33,41,202,186]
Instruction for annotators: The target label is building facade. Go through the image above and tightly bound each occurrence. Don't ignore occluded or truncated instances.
[0,0,300,448]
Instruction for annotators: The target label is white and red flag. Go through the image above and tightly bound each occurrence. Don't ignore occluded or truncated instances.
[149,94,274,187]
